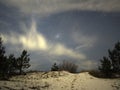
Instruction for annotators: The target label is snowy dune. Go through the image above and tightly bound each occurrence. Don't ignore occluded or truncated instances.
[0,71,120,90]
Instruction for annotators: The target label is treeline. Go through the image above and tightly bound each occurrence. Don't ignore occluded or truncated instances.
[0,37,30,80]
[0,36,120,79]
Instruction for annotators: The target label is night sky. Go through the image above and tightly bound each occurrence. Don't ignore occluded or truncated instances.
[0,0,120,71]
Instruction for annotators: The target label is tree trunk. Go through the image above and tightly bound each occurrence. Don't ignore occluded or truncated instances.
[19,68,22,75]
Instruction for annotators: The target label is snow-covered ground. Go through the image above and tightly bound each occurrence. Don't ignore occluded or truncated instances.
[0,71,120,90]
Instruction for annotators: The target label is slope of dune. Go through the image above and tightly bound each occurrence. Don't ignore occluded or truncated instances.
[0,71,120,90]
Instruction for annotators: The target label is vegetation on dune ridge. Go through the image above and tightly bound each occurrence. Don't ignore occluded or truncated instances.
[0,37,30,80]
[51,60,78,73]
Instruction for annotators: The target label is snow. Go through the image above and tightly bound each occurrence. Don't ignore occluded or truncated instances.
[0,71,120,90]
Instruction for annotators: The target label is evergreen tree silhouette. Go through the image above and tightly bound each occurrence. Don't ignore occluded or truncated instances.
[108,42,120,73]
[51,63,59,71]
[0,37,7,79]
[99,41,120,77]
[99,57,112,77]
[17,50,30,74]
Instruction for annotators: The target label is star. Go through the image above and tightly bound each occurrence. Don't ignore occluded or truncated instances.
[55,34,61,39]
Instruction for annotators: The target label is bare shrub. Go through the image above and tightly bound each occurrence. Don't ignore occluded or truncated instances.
[58,60,78,73]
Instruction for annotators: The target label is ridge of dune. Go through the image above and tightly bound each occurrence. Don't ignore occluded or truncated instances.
[0,71,120,90]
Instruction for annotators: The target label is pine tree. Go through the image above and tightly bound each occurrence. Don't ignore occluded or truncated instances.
[0,37,7,79]
[99,57,112,77]
[7,54,17,75]
[108,42,120,73]
[99,41,120,77]
[51,63,59,71]
[17,50,30,74]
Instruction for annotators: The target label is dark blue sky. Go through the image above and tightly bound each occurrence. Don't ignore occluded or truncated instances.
[0,0,120,71]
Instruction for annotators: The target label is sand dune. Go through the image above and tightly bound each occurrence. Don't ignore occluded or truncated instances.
[0,71,120,90]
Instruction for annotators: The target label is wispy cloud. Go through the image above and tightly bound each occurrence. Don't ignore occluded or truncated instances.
[50,43,86,60]
[2,20,86,60]
[1,0,120,17]
[72,31,97,50]
[79,60,97,70]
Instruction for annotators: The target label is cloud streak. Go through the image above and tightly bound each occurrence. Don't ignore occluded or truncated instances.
[1,0,120,17]
[72,31,97,50]
[50,43,86,60]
